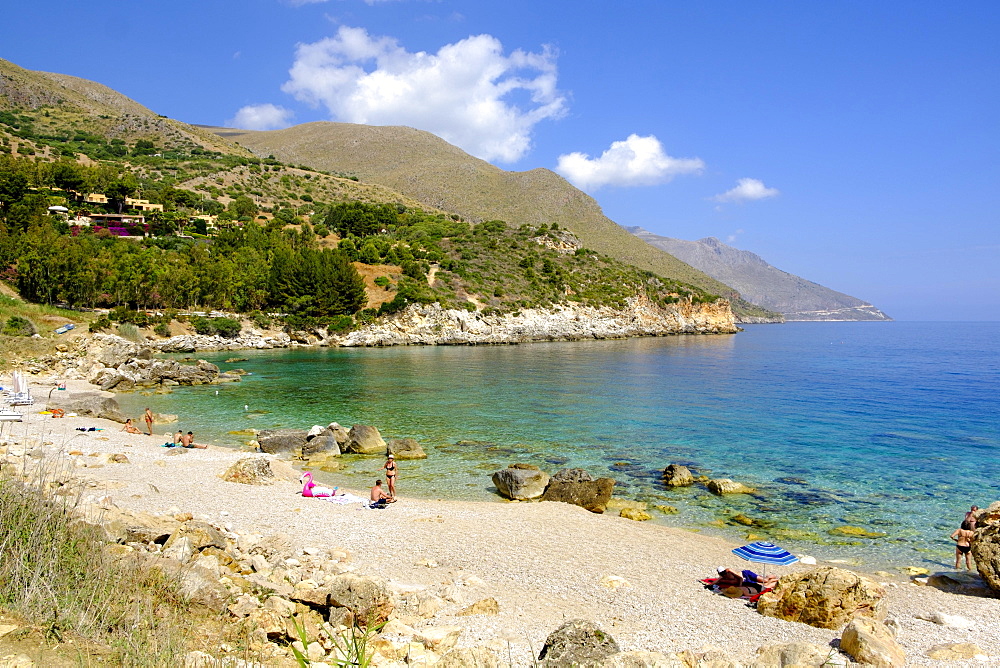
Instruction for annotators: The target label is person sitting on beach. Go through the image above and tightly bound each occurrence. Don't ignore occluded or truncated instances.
[174,429,183,446]
[951,520,976,570]
[121,418,142,435]
[965,506,980,530]
[370,480,391,509]
[181,431,207,449]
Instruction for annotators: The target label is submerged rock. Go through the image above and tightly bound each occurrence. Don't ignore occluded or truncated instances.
[388,437,426,459]
[706,478,755,495]
[662,463,695,487]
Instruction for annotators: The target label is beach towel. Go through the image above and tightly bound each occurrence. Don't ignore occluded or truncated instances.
[319,493,367,505]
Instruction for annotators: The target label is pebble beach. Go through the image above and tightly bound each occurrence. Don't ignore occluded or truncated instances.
[3,377,1000,666]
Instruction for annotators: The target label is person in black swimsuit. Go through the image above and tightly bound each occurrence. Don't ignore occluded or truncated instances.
[381,454,397,500]
[951,520,975,570]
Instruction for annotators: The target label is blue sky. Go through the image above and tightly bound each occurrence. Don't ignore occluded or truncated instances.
[4,1,999,320]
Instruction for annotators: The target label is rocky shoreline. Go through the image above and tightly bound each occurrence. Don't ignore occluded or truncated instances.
[144,297,738,353]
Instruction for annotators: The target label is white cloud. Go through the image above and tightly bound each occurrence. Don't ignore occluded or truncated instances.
[280,26,567,163]
[712,178,779,203]
[554,134,704,191]
[226,104,294,131]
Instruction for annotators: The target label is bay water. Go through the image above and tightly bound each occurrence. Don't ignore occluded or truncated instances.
[118,321,1000,570]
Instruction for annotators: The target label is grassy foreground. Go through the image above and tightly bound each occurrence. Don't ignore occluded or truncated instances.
[0,467,202,665]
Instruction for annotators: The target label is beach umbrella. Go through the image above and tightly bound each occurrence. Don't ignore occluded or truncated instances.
[732,541,798,577]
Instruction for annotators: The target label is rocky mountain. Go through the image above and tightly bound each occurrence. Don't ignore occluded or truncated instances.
[626,229,890,321]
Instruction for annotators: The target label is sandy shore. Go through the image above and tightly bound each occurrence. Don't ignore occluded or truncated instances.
[3,376,999,665]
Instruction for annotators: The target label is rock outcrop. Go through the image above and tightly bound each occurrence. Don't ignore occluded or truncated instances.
[537,619,620,666]
[757,567,887,629]
[331,296,737,347]
[387,437,426,460]
[541,476,616,514]
[662,463,694,487]
[970,501,1000,594]
[47,392,126,423]
[706,478,755,495]
[345,425,387,455]
[840,617,906,667]
[492,464,550,500]
[257,429,309,455]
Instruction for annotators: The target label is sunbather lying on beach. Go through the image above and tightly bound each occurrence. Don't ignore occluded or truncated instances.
[711,567,778,597]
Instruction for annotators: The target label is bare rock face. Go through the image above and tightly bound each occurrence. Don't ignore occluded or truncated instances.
[257,429,309,455]
[492,464,550,500]
[662,463,694,487]
[345,425,387,455]
[840,617,906,667]
[541,477,615,513]
[163,521,227,553]
[537,619,620,666]
[757,567,887,629]
[551,468,594,483]
[706,478,755,495]
[388,437,426,459]
[970,501,1000,594]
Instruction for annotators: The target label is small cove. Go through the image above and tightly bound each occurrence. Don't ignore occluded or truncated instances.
[117,321,1000,571]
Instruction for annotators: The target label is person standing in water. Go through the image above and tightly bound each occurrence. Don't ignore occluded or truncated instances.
[381,454,397,500]
[143,407,154,436]
[951,520,976,570]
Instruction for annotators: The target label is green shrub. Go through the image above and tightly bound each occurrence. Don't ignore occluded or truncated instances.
[251,312,272,329]
[212,317,242,338]
[153,322,170,337]
[1,316,36,337]
[89,316,111,332]
[373,276,391,289]
[191,316,214,335]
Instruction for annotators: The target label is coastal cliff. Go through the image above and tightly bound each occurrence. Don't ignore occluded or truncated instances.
[333,296,737,346]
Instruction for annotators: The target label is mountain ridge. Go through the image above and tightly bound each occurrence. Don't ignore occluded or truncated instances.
[626,228,890,321]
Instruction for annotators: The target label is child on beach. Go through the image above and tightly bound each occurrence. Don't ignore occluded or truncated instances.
[951,521,976,570]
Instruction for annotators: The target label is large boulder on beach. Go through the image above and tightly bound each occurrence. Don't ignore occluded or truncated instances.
[302,429,341,457]
[757,567,887,629]
[388,437,426,459]
[257,429,309,455]
[541,476,615,513]
[970,501,1000,593]
[662,464,695,487]
[706,478,755,495]
[221,456,298,485]
[840,617,906,667]
[46,392,127,423]
[752,642,839,667]
[537,619,620,665]
[492,464,550,500]
[345,425,388,455]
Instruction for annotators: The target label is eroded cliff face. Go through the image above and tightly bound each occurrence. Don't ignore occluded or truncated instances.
[331,296,737,347]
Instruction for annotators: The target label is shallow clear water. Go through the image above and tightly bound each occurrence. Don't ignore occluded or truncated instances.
[118,322,1000,570]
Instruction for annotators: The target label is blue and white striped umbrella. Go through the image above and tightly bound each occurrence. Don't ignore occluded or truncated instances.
[732,541,798,576]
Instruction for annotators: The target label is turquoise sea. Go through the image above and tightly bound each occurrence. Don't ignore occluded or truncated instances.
[118,322,1000,570]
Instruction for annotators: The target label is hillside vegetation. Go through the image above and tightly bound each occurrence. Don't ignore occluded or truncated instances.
[213,123,746,302]
[0,58,726,340]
